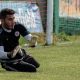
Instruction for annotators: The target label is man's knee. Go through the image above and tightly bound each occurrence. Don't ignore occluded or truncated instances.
[24,56,40,68]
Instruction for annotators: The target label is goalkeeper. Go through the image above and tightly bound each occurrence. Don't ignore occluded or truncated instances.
[0,8,40,72]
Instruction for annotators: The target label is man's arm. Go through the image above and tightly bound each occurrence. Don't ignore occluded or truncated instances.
[24,34,38,47]
[0,45,21,59]
[0,46,8,59]
[18,23,38,47]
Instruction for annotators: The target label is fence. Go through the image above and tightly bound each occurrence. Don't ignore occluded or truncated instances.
[59,0,80,35]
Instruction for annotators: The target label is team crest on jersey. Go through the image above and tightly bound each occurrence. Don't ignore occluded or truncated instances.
[15,31,20,37]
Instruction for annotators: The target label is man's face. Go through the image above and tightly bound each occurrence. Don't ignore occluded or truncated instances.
[2,14,15,30]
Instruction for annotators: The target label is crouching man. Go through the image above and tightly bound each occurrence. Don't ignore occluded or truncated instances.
[0,8,40,72]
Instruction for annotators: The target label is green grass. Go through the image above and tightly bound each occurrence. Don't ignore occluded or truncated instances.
[0,42,80,80]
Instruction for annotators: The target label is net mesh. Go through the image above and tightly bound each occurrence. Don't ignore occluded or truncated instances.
[59,0,80,35]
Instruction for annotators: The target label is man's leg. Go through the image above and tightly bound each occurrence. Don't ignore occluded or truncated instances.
[22,49,40,68]
[1,62,17,71]
[24,55,40,68]
[1,61,36,72]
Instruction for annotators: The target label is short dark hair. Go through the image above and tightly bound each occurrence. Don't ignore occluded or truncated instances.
[0,8,15,19]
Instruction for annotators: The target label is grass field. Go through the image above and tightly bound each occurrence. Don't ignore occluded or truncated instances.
[0,41,80,80]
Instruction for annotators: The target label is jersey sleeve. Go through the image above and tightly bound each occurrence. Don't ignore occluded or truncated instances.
[0,31,2,46]
[18,23,30,37]
[0,30,8,59]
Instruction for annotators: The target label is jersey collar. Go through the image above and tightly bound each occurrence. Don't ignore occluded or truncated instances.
[2,27,12,33]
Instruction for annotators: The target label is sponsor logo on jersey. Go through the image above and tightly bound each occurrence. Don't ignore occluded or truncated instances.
[15,31,20,37]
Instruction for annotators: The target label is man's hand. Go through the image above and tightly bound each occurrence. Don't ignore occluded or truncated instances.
[29,35,38,48]
[7,46,21,58]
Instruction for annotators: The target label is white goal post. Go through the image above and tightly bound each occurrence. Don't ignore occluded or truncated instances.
[46,0,53,45]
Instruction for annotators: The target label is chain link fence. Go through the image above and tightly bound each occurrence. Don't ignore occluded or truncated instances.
[59,0,80,35]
